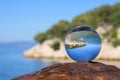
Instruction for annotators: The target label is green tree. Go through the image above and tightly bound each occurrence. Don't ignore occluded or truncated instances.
[50,41,60,50]
[112,39,120,47]
[34,33,47,43]
[108,11,120,26]
[47,20,69,39]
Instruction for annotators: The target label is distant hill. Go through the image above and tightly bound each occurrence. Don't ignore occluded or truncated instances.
[34,3,120,47]
[0,41,37,48]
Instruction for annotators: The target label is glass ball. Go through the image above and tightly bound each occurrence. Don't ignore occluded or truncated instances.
[64,26,101,62]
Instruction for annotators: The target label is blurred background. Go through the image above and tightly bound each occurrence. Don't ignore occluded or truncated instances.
[0,0,120,80]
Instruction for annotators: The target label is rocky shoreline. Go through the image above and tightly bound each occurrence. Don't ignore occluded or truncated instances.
[24,39,120,60]
[13,62,120,80]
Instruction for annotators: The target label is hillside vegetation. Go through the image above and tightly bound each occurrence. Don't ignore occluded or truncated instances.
[35,3,120,47]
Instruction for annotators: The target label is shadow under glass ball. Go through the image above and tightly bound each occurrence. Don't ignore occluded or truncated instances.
[64,26,101,62]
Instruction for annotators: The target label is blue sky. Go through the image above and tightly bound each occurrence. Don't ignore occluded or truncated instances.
[0,0,120,42]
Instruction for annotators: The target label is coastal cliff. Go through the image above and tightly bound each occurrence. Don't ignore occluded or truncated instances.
[24,38,120,60]
[24,38,70,59]
[13,62,120,80]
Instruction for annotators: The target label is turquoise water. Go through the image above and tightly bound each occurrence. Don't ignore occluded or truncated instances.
[0,43,53,80]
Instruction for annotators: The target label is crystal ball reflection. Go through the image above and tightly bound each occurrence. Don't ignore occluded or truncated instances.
[64,26,101,62]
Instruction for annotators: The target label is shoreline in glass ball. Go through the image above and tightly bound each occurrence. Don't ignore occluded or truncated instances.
[64,26,101,62]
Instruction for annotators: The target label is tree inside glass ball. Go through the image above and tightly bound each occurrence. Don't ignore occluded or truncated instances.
[64,26,101,62]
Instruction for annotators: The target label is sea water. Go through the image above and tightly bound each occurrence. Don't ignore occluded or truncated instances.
[0,42,53,80]
[66,45,101,62]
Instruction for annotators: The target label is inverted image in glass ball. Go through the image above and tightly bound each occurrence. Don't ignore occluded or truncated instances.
[64,26,101,62]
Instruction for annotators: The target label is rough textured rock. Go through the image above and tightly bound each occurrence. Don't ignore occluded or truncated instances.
[13,62,120,80]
